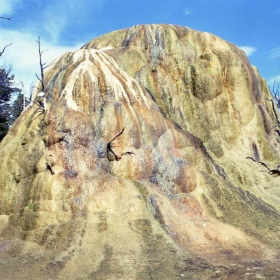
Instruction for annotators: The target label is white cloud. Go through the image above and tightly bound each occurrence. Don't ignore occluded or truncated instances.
[1,0,106,95]
[40,0,105,43]
[183,8,192,16]
[270,47,280,59]
[43,9,68,43]
[0,0,22,15]
[239,46,256,57]
[0,28,82,93]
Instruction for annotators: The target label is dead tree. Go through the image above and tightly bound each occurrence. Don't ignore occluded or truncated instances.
[0,17,12,20]
[0,43,12,57]
[35,36,48,94]
[246,157,280,176]
[26,36,48,116]
[0,17,12,57]
[270,80,280,108]
[248,81,280,177]
[107,128,134,161]
[267,80,280,130]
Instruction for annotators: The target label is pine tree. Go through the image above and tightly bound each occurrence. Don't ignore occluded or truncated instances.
[0,65,21,141]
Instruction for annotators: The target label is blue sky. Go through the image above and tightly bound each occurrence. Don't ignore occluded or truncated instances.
[0,0,280,93]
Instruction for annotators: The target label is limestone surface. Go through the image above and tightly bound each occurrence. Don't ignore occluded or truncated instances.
[1,24,280,279]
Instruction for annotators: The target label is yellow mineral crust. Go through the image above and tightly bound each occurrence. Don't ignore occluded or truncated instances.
[0,24,280,279]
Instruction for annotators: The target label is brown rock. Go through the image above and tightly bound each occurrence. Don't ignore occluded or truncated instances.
[1,24,280,279]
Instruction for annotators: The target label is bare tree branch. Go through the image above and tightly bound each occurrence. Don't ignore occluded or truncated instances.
[266,79,280,134]
[269,79,280,109]
[107,128,134,161]
[246,157,270,171]
[107,128,124,161]
[35,36,46,93]
[0,43,12,57]
[0,17,12,20]
[272,80,280,99]
[35,73,44,87]
[246,157,280,176]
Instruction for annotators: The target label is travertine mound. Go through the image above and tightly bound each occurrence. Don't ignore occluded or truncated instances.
[1,24,280,279]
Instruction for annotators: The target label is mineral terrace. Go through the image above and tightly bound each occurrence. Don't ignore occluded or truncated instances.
[0,24,280,279]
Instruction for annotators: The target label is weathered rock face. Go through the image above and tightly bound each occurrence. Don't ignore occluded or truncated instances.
[1,24,280,279]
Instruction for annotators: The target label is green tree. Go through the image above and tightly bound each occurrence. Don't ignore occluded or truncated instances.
[0,112,9,141]
[0,65,21,141]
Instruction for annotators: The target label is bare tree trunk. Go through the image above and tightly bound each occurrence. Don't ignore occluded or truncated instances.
[35,37,46,93]
[35,37,48,111]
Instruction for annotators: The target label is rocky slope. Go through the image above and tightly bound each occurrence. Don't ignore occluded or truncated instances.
[1,24,280,279]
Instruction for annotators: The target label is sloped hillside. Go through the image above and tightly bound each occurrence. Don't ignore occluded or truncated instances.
[0,24,280,279]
